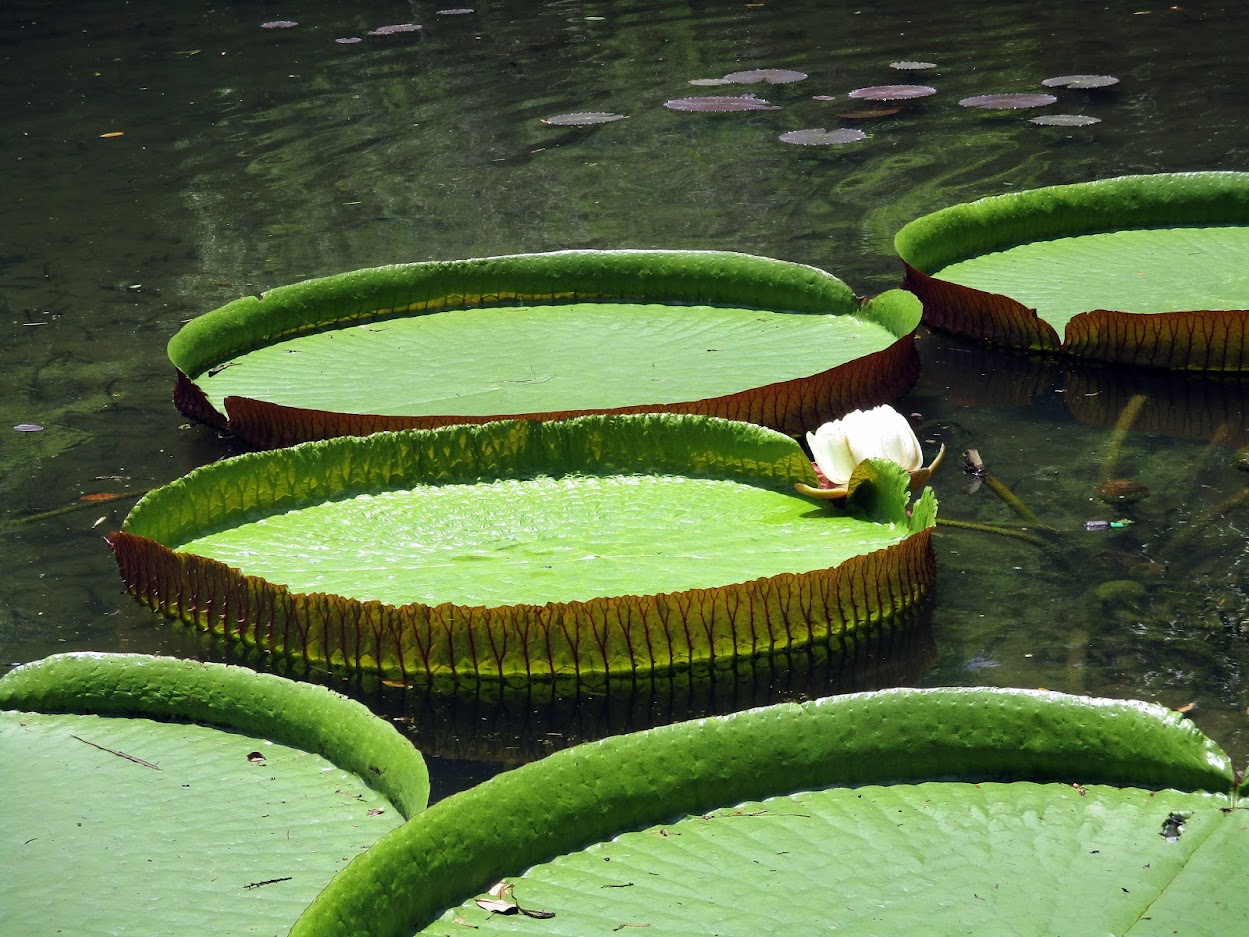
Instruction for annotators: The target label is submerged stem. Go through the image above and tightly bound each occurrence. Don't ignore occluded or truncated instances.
[936,517,1051,549]
[1100,393,1148,485]
[1159,485,1249,560]
[980,473,1062,535]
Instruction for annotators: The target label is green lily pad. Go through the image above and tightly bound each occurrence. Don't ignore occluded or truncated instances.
[0,652,428,937]
[169,250,921,447]
[895,172,1249,370]
[287,687,1243,937]
[108,414,937,690]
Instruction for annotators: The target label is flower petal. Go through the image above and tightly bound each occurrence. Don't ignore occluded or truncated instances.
[806,421,857,486]
[876,406,923,471]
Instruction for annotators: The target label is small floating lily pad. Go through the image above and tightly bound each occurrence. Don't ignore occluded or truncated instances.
[835,106,903,119]
[1042,74,1120,89]
[288,688,1244,937]
[688,77,732,86]
[778,127,866,145]
[895,172,1249,370]
[891,60,937,70]
[721,68,808,84]
[368,23,422,35]
[540,111,627,126]
[1030,113,1101,126]
[0,653,427,937]
[849,84,936,101]
[169,250,920,446]
[664,94,781,111]
[261,20,298,28]
[109,414,938,689]
[959,92,1057,109]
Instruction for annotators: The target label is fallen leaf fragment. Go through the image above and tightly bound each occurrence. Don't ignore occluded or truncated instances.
[475,898,519,915]
[487,881,513,898]
[100,131,125,138]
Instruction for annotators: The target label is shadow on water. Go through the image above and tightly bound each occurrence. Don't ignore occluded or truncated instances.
[188,609,937,801]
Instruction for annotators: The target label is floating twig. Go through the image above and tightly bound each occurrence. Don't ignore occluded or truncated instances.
[71,734,160,770]
[3,490,148,528]
[243,877,293,890]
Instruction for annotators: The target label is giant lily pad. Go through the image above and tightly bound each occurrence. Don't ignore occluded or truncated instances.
[895,172,1249,370]
[170,250,920,447]
[288,687,1247,937]
[108,414,937,691]
[0,652,428,936]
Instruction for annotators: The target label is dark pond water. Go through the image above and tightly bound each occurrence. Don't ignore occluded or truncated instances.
[3,0,1248,795]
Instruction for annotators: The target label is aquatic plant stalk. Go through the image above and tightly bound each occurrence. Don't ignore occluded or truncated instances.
[936,517,1051,549]
[1100,393,1148,484]
[980,473,1061,535]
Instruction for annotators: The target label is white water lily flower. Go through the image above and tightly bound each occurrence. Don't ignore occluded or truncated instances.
[799,404,943,500]
[807,405,922,485]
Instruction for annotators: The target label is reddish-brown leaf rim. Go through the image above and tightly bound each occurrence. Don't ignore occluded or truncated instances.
[107,525,936,690]
[834,107,903,119]
[894,172,1249,371]
[180,333,919,448]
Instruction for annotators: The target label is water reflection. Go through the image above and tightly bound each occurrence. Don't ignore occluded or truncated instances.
[2,0,1248,779]
[911,334,1248,761]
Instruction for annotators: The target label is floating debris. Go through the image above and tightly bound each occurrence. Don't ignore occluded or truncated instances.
[1083,519,1133,531]
[1041,74,1120,89]
[721,68,808,84]
[13,423,43,432]
[848,85,936,101]
[335,37,363,44]
[1030,114,1101,126]
[664,95,781,112]
[435,8,475,13]
[959,93,1057,109]
[891,61,937,70]
[688,78,733,86]
[778,127,866,145]
[540,112,628,126]
[811,94,838,102]
[260,20,298,29]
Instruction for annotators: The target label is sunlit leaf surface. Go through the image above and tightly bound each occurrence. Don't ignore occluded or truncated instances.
[287,688,1240,937]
